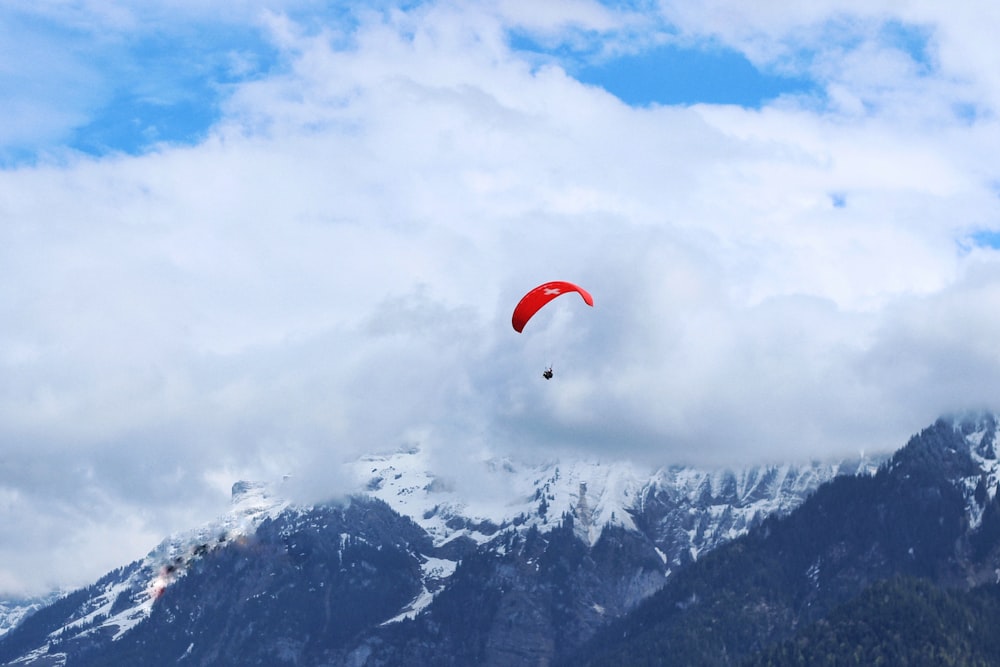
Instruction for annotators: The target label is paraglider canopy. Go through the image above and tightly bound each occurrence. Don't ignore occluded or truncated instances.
[512,281,593,333]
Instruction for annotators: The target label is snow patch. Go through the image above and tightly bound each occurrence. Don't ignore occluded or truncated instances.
[382,556,458,624]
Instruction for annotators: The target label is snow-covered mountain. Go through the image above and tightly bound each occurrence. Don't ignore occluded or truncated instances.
[576,413,1000,666]
[0,444,881,666]
[354,445,877,568]
[0,480,288,666]
[5,413,997,666]
[0,593,64,639]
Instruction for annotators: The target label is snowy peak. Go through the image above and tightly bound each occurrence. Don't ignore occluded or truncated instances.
[634,458,880,565]
[351,446,652,546]
[145,479,288,597]
[649,457,875,511]
[4,478,291,663]
[0,593,63,638]
[535,459,646,544]
[349,444,874,553]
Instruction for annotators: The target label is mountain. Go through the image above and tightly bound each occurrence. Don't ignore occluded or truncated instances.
[0,594,65,640]
[0,446,868,666]
[574,413,1000,666]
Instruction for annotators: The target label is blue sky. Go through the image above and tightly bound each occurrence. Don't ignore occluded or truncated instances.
[1,2,860,160]
[65,28,271,156]
[1,8,276,162]
[556,40,818,107]
[3,0,1000,595]
[0,4,955,159]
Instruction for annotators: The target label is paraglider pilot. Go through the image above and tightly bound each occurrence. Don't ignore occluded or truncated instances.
[542,366,553,380]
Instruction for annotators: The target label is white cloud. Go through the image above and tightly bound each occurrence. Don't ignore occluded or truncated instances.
[2,0,1000,594]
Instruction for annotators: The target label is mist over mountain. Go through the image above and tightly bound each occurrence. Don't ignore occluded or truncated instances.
[6,413,1000,666]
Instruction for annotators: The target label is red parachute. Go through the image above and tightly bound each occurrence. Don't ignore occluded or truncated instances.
[511,281,594,333]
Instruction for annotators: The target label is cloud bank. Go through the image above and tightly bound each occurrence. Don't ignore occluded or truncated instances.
[2,0,1000,594]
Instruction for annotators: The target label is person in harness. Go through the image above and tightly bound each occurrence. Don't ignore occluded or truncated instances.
[542,366,553,380]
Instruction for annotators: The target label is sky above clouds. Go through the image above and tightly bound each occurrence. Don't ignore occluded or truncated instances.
[3,0,1000,595]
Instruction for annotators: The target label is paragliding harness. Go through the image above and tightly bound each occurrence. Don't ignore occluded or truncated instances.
[542,366,554,380]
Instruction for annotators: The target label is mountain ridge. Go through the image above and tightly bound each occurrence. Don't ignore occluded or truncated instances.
[0,437,886,665]
[573,413,1000,666]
